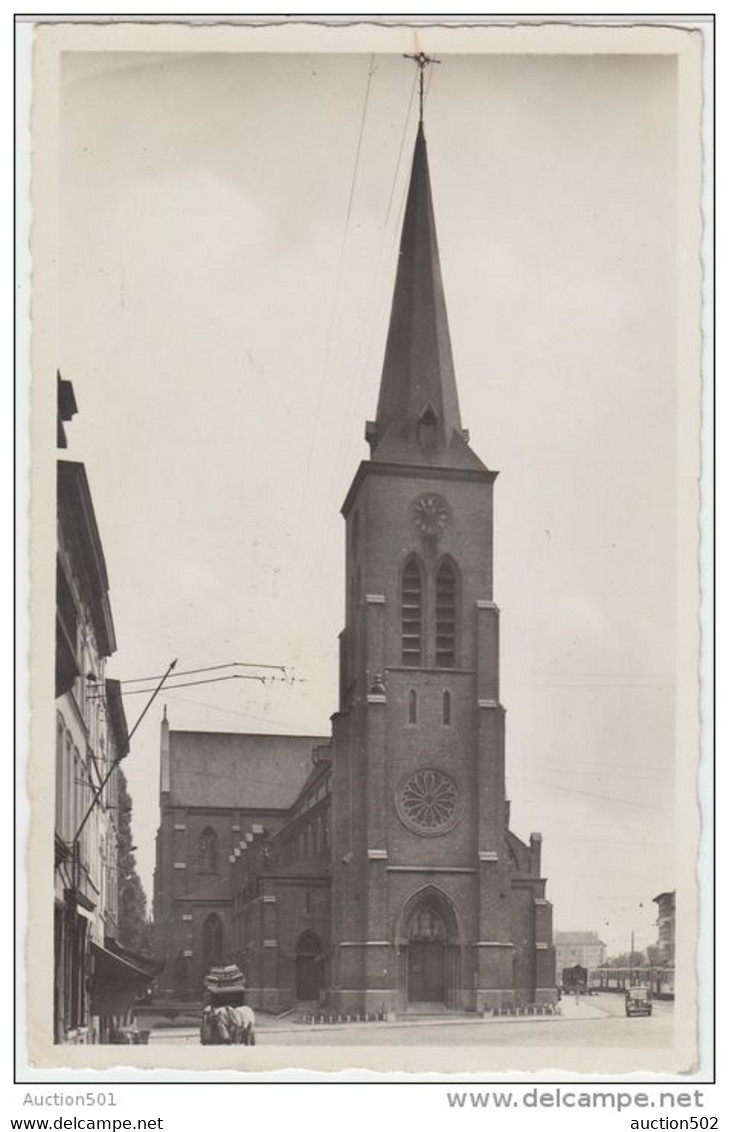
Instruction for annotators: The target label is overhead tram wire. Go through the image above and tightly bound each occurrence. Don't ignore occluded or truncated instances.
[89,671,302,700]
[533,779,671,812]
[291,53,376,567]
[344,58,432,437]
[87,661,295,699]
[102,673,305,698]
[162,691,309,732]
[326,65,418,499]
[117,660,288,685]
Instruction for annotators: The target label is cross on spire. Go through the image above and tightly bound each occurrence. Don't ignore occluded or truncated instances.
[403,51,441,123]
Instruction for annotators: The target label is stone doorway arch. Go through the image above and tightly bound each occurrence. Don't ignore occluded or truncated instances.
[397,886,462,1010]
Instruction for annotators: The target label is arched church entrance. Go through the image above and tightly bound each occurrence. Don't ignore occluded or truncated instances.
[408,906,447,1003]
[399,889,461,1009]
[295,931,324,1002]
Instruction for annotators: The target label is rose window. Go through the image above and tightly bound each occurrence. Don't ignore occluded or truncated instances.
[395,768,461,836]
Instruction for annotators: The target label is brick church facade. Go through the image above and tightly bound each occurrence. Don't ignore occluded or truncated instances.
[153,122,556,1012]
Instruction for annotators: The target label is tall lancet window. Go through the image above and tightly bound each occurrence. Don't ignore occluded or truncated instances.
[436,561,457,668]
[401,558,423,666]
[202,913,224,966]
[199,827,218,873]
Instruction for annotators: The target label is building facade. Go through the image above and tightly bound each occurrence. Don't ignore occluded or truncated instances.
[153,121,556,1013]
[653,891,676,965]
[55,375,156,1043]
[554,932,607,981]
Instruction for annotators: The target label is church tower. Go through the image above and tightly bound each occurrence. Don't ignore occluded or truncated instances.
[329,111,556,1013]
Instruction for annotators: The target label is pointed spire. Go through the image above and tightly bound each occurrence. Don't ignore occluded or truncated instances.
[366,123,485,471]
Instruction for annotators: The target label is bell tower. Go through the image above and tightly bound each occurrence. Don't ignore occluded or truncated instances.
[329,88,555,1014]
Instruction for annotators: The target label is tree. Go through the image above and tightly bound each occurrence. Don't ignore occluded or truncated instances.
[116,768,153,954]
[607,950,648,968]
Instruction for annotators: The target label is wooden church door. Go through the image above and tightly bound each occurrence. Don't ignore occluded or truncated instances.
[408,906,447,1003]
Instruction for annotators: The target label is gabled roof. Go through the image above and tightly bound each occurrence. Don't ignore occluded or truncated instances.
[554,931,605,945]
[168,730,327,810]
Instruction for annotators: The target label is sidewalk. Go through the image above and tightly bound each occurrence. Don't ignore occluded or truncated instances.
[148,1000,611,1044]
[256,1000,609,1035]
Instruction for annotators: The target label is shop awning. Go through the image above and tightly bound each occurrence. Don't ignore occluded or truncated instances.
[90,939,162,1016]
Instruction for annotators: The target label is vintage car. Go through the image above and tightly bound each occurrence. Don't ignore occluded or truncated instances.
[625,986,653,1017]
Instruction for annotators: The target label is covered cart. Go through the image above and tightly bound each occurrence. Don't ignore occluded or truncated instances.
[200,965,255,1046]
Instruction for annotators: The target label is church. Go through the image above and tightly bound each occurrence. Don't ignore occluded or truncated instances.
[153,107,556,1014]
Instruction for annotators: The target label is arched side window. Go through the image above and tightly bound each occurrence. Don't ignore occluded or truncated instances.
[199,827,218,873]
[442,690,452,726]
[408,689,418,725]
[401,557,423,666]
[202,913,224,967]
[435,561,458,668]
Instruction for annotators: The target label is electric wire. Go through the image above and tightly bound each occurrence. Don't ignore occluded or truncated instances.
[533,780,670,812]
[162,691,310,732]
[291,53,376,566]
[118,661,287,685]
[325,65,418,503]
[94,674,267,698]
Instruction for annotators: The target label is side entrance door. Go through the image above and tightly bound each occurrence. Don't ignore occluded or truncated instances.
[295,931,324,1001]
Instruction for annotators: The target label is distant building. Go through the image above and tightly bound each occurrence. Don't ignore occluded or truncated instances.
[554,931,607,979]
[653,891,676,965]
[55,375,157,1043]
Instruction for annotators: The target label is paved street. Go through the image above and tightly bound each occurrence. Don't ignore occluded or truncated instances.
[148,994,673,1049]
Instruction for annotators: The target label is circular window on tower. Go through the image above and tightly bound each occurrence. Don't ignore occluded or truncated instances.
[395,767,462,837]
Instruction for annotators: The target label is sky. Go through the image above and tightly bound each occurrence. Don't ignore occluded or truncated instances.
[57,42,681,955]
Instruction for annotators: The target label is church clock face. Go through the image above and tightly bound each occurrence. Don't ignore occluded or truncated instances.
[395,767,462,837]
[412,493,450,539]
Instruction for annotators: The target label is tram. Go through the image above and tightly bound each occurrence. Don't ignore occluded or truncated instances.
[592,966,674,1000]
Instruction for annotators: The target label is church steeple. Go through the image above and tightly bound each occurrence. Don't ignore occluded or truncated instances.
[366,121,487,472]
